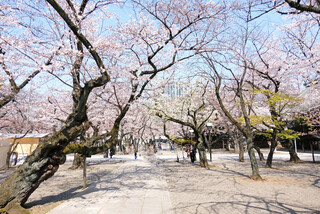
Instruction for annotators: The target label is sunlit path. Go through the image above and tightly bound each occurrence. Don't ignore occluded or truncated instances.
[47,153,173,214]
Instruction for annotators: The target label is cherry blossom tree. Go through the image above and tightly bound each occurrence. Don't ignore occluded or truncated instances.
[201,2,268,180]
[244,35,305,167]
[201,0,320,178]
[255,1,320,165]
[0,0,229,210]
[204,60,264,179]
[0,1,66,109]
[0,88,70,134]
[150,80,217,168]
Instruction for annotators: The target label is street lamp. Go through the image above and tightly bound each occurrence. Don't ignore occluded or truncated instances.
[188,129,194,141]
[206,123,213,162]
[206,123,213,129]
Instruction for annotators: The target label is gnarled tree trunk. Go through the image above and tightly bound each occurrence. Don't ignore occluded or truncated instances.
[266,133,277,168]
[287,139,301,163]
[69,153,85,169]
[1,0,109,210]
[0,121,86,209]
[246,136,261,180]
[238,139,245,162]
[0,43,109,210]
[253,145,265,161]
[197,139,208,168]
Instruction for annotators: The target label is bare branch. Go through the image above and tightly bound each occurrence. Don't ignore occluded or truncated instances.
[285,0,320,14]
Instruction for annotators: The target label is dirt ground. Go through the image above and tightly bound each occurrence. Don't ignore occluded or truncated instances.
[1,150,320,213]
[156,152,320,213]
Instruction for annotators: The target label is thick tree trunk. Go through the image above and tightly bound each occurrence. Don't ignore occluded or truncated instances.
[69,153,84,169]
[0,122,85,209]
[234,138,239,152]
[266,134,277,168]
[310,142,315,163]
[253,145,265,161]
[198,150,208,168]
[287,139,302,163]
[197,141,208,168]
[227,142,231,151]
[238,139,244,162]
[234,142,239,152]
[5,145,14,170]
[0,0,111,211]
[247,137,262,180]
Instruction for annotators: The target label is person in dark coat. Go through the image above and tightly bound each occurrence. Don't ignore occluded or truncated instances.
[189,145,196,163]
[110,147,114,158]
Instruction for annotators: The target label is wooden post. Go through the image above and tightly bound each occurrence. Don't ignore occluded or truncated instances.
[83,156,87,189]
[208,133,212,162]
[181,145,185,163]
[310,142,315,163]
[12,152,18,166]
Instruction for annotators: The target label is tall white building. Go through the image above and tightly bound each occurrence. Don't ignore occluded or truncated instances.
[164,81,188,99]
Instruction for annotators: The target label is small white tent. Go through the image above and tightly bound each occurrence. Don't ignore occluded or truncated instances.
[0,136,11,170]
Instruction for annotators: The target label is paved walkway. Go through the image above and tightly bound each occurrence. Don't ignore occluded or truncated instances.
[48,154,173,214]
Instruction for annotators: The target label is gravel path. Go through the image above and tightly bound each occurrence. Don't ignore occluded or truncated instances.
[1,150,320,213]
[156,150,320,213]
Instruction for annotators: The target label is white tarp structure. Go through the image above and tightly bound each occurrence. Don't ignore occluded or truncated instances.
[0,136,11,170]
[154,135,168,140]
[298,83,320,112]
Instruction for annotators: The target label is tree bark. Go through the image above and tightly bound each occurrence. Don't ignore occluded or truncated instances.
[69,153,84,169]
[197,138,208,168]
[311,142,315,163]
[253,145,265,161]
[0,122,85,208]
[227,141,231,151]
[266,133,277,168]
[198,149,208,168]
[247,137,262,180]
[238,139,245,162]
[234,139,239,153]
[287,139,302,163]
[285,0,320,14]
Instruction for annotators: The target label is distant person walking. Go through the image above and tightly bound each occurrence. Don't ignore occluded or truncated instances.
[110,147,114,158]
[189,145,196,163]
[134,151,138,160]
